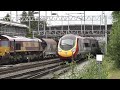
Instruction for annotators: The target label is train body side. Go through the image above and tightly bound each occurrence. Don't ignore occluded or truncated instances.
[0,35,43,64]
[58,34,101,61]
[41,38,57,58]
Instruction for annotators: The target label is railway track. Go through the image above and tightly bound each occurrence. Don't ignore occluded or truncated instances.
[35,60,86,79]
[0,58,61,79]
[15,62,69,79]
[0,58,86,79]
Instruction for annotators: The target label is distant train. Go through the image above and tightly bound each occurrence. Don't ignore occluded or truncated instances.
[57,34,101,62]
[0,35,58,65]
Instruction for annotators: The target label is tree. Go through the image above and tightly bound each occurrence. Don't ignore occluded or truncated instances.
[3,13,11,21]
[28,11,38,31]
[20,11,28,25]
[20,11,30,37]
[20,11,48,37]
[107,11,120,68]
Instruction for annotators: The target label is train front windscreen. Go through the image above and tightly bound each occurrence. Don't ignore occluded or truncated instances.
[60,36,76,50]
[0,40,9,47]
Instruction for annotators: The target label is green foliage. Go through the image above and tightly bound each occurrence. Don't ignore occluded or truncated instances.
[20,11,38,30]
[107,11,120,68]
[99,41,105,54]
[78,55,114,79]
[20,11,47,35]
[112,11,120,23]
[25,32,33,38]
[28,11,38,30]
[67,61,78,79]
[59,54,110,79]
[79,59,109,79]
[2,13,11,21]
[20,11,28,25]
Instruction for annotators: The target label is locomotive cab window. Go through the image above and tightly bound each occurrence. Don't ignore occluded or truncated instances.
[16,43,21,50]
[60,35,76,50]
[84,43,90,47]
[61,39,74,46]
[92,43,96,47]
[0,40,9,47]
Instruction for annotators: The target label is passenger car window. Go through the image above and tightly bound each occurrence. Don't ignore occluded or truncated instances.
[92,44,96,47]
[84,43,90,47]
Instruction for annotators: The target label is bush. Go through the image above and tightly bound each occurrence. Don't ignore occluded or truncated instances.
[56,54,112,79]
[65,55,110,79]
[107,11,120,68]
[79,59,109,79]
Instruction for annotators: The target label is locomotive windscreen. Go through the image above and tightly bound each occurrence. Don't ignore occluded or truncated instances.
[61,39,74,46]
[60,35,76,50]
[0,40,9,47]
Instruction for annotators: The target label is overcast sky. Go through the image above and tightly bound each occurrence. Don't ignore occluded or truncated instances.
[0,11,113,25]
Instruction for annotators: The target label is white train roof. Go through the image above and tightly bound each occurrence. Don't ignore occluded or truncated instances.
[61,34,97,40]
[1,35,42,42]
[42,38,57,45]
[0,20,29,28]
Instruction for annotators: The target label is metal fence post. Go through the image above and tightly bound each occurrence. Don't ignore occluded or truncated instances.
[105,16,107,54]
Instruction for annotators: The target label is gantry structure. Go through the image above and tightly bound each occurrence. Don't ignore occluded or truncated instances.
[0,11,112,41]
[19,15,110,40]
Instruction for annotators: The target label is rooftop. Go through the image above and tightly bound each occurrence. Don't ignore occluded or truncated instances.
[0,20,29,28]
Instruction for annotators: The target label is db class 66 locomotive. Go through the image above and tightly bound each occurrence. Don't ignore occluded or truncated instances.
[57,34,102,62]
[0,35,58,65]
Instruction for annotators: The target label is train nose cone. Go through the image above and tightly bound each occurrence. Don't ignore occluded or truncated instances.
[65,52,67,54]
[65,52,68,56]
[58,50,73,58]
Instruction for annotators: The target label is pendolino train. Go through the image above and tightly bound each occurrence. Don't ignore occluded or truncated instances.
[57,34,101,62]
[0,35,57,65]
